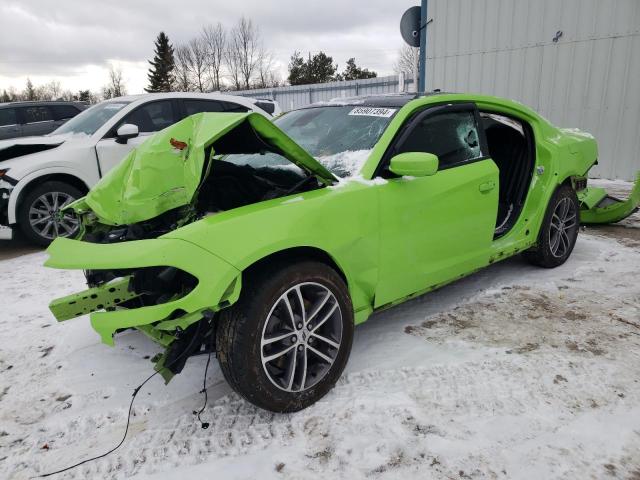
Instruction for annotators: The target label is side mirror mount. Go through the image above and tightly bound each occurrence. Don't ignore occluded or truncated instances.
[389,152,439,177]
[115,123,139,144]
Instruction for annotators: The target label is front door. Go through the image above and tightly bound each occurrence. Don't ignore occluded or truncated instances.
[95,100,177,175]
[375,104,499,307]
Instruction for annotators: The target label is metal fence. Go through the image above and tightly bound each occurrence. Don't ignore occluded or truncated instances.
[233,74,415,111]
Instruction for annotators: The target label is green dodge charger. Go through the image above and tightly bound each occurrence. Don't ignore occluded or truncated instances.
[46,92,640,412]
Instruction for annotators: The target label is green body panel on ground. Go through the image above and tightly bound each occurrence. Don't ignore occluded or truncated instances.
[45,93,633,355]
[578,172,640,224]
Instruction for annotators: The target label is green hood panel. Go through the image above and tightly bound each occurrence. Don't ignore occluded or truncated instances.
[85,112,336,225]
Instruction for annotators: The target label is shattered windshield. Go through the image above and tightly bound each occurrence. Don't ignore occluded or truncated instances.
[52,101,130,136]
[225,105,396,177]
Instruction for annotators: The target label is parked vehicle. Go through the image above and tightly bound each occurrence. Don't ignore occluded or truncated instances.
[0,93,279,244]
[46,93,639,412]
[0,101,87,140]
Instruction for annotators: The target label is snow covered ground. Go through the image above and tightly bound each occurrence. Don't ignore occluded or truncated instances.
[1,181,639,480]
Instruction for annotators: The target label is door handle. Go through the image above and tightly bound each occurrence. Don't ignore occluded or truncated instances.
[479,181,496,193]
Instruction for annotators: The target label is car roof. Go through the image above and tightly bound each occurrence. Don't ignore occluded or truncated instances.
[0,100,85,108]
[304,91,451,109]
[106,92,264,104]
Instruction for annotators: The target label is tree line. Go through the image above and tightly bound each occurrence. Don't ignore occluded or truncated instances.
[147,17,379,93]
[2,15,390,104]
[0,79,99,104]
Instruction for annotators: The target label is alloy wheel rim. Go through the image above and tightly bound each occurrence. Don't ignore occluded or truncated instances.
[28,192,79,240]
[260,282,343,393]
[549,197,577,258]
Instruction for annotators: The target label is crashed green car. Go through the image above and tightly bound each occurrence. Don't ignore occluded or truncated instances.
[46,93,640,412]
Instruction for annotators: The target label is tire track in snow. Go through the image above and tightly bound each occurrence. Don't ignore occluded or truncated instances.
[10,353,633,479]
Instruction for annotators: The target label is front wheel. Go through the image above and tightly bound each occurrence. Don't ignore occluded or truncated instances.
[216,261,354,412]
[523,184,579,268]
[17,181,82,247]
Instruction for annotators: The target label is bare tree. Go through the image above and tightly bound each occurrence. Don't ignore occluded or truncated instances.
[173,44,193,91]
[227,17,261,89]
[188,37,208,92]
[224,41,243,90]
[102,64,127,99]
[394,45,419,76]
[202,23,226,91]
[174,44,192,91]
[255,49,281,88]
[43,80,62,100]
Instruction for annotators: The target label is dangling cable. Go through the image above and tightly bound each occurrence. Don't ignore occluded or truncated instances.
[37,320,206,478]
[193,351,213,429]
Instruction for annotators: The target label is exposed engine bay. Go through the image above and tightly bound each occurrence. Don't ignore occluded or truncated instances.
[49,113,327,380]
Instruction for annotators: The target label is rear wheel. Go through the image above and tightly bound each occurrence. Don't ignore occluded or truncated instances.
[523,184,579,268]
[17,181,81,246]
[216,261,354,412]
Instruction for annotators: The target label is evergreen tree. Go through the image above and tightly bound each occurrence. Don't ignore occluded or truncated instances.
[25,78,36,100]
[1,90,9,103]
[287,51,337,85]
[337,58,377,81]
[77,90,92,102]
[288,51,306,85]
[307,52,337,83]
[146,32,175,92]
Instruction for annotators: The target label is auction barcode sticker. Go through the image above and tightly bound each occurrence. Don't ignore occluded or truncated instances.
[348,107,396,117]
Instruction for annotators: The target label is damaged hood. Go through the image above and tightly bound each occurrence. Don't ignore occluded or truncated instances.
[0,134,74,163]
[84,112,337,225]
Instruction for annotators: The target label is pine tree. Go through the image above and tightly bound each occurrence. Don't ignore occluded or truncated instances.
[338,58,377,81]
[287,51,337,85]
[25,78,36,100]
[146,32,175,92]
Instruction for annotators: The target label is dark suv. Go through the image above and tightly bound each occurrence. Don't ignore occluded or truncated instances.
[0,101,87,140]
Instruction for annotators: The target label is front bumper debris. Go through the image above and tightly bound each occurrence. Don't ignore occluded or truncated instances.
[45,237,241,346]
[50,276,140,321]
[579,171,640,224]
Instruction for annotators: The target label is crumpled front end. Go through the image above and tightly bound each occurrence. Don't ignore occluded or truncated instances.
[579,171,640,224]
[46,236,241,380]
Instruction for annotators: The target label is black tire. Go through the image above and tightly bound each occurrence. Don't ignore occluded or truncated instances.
[523,184,579,268]
[17,181,82,247]
[216,260,354,412]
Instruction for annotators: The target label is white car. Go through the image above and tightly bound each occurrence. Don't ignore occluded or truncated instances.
[0,92,280,245]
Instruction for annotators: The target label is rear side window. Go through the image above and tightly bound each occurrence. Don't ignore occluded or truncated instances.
[254,101,275,114]
[121,100,176,133]
[51,104,81,121]
[184,99,224,115]
[221,101,249,113]
[398,110,481,169]
[21,106,54,124]
[0,108,17,126]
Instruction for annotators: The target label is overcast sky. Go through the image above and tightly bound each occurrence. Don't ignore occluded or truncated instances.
[0,0,416,94]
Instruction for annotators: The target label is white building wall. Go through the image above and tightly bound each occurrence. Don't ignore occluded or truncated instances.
[426,0,640,180]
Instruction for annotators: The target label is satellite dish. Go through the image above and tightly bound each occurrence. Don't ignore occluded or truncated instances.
[400,6,421,47]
